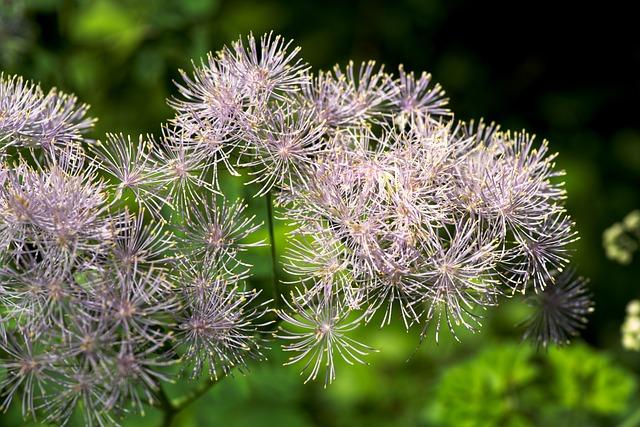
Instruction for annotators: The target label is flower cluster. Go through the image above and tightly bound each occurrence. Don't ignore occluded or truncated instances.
[0,74,268,425]
[0,31,591,423]
[170,33,589,384]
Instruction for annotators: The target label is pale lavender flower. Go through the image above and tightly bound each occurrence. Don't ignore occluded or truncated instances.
[0,332,57,419]
[224,32,309,102]
[103,340,173,415]
[41,365,113,427]
[175,260,271,380]
[522,269,594,347]
[0,74,43,147]
[156,124,216,212]
[0,73,94,153]
[277,294,374,387]
[390,65,450,120]
[240,103,326,196]
[179,196,263,267]
[330,60,394,124]
[89,133,170,215]
[0,159,112,263]
[110,209,175,278]
[509,212,579,292]
[419,219,500,341]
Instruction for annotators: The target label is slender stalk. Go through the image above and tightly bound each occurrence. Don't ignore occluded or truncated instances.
[153,378,219,427]
[172,377,220,411]
[266,191,281,307]
[155,386,177,427]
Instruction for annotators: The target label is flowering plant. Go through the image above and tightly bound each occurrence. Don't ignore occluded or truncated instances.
[0,33,592,426]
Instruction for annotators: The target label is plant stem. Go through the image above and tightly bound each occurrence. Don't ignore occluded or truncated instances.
[153,378,219,427]
[266,191,281,307]
[155,386,177,427]
[172,377,220,411]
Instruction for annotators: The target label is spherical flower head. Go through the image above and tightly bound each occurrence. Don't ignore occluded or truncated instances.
[0,73,94,154]
[240,103,326,196]
[0,158,113,262]
[175,261,271,381]
[89,133,170,216]
[522,269,594,347]
[178,196,264,269]
[390,65,450,121]
[277,294,375,387]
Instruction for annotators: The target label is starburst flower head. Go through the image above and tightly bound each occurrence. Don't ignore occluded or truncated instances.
[240,103,326,196]
[175,261,271,380]
[224,32,309,102]
[277,294,375,387]
[522,269,594,347]
[390,65,450,121]
[0,73,95,154]
[179,196,263,267]
[89,133,170,216]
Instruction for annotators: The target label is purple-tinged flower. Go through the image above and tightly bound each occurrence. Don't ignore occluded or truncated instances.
[454,130,566,238]
[89,133,169,215]
[0,73,94,154]
[330,60,394,124]
[419,220,500,341]
[390,65,450,120]
[0,332,57,419]
[175,262,270,380]
[110,209,175,278]
[102,340,173,415]
[0,160,113,263]
[155,124,216,212]
[0,74,43,147]
[509,212,579,292]
[178,196,263,267]
[92,268,176,342]
[171,51,246,132]
[224,32,310,102]
[277,294,374,387]
[522,269,594,347]
[240,103,326,196]
[0,260,76,334]
[62,312,116,371]
[298,69,369,129]
[283,233,353,303]
[41,365,113,427]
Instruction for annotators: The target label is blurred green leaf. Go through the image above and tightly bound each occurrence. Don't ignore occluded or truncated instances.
[70,0,146,56]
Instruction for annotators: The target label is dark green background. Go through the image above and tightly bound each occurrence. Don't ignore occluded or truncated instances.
[1,1,639,425]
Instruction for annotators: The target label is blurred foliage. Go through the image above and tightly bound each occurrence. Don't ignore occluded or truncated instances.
[426,343,636,427]
[604,210,640,265]
[1,0,640,426]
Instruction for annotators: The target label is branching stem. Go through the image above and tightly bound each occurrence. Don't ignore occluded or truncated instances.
[266,191,281,307]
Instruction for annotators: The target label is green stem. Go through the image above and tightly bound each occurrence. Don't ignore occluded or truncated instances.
[266,191,281,307]
[171,377,219,412]
[153,378,219,427]
[155,386,177,427]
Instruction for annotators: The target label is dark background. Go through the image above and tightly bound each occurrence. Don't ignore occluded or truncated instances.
[1,1,639,425]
